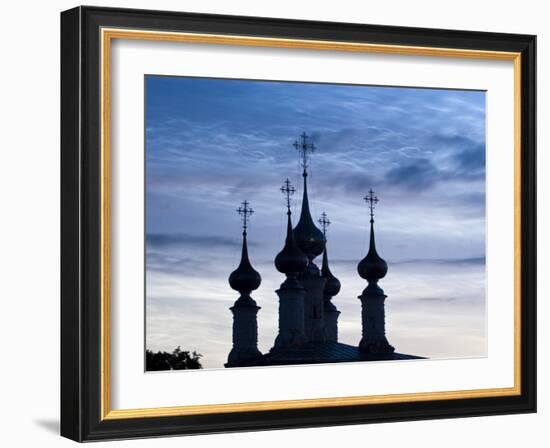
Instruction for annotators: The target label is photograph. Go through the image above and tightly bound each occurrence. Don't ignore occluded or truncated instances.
[58,5,537,442]
[144,76,487,371]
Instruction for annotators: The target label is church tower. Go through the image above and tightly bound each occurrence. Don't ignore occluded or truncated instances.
[292,132,327,343]
[226,201,263,367]
[272,179,309,350]
[357,190,395,355]
[318,212,341,343]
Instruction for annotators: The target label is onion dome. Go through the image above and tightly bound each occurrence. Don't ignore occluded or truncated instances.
[293,172,326,260]
[358,190,388,284]
[229,201,261,295]
[357,220,388,284]
[275,211,308,278]
[321,247,341,296]
[229,232,261,295]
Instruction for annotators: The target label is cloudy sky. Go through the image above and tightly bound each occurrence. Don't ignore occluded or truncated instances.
[145,75,487,369]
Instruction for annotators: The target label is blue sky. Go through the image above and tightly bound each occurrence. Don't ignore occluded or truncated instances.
[145,76,487,369]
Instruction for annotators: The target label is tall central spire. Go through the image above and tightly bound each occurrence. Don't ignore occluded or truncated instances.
[292,132,326,263]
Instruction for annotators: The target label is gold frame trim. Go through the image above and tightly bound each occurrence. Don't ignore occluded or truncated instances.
[100,28,522,421]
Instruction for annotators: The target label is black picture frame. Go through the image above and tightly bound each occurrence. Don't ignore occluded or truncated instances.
[61,5,536,442]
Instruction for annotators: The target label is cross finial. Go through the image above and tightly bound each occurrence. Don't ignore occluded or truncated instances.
[237,200,254,234]
[280,178,296,213]
[364,189,379,223]
[318,212,331,237]
[293,132,316,175]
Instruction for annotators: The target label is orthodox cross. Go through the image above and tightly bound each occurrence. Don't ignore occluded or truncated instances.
[364,189,379,223]
[237,200,254,234]
[293,132,316,174]
[280,178,296,212]
[318,212,331,237]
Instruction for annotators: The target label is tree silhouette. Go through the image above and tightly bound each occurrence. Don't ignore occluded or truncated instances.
[146,346,203,371]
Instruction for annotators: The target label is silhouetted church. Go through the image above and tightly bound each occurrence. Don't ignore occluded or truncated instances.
[226,133,421,368]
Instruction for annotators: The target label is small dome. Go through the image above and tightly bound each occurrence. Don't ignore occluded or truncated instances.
[321,248,341,296]
[229,233,261,294]
[275,214,308,277]
[357,222,388,283]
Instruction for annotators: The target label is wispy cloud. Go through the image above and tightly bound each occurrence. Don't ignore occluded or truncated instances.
[147,233,243,249]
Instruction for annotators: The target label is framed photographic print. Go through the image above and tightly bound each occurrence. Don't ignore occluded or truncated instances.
[60,6,536,442]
